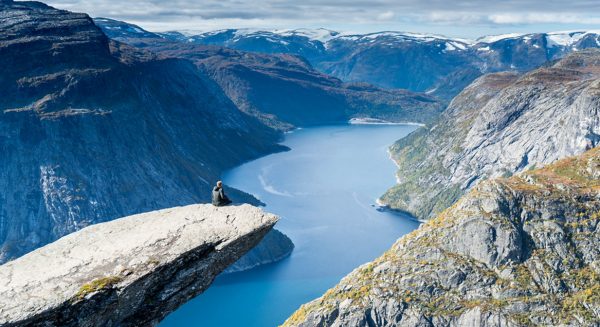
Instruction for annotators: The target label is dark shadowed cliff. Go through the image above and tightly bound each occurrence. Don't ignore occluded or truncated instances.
[0,0,285,262]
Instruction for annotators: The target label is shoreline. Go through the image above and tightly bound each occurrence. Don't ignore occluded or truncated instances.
[349,117,426,126]
[375,198,425,223]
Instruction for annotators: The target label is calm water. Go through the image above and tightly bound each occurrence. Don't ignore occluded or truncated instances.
[160,124,421,327]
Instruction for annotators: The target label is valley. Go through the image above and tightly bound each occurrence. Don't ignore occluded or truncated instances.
[160,124,420,326]
[1,1,599,326]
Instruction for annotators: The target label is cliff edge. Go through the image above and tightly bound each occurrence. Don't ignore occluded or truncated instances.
[0,204,278,326]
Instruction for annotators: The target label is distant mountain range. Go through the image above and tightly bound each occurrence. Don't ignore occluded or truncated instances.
[94,18,444,130]
[97,18,600,100]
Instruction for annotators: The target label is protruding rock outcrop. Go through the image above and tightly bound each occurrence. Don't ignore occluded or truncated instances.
[0,204,278,326]
[285,147,600,326]
[382,50,600,220]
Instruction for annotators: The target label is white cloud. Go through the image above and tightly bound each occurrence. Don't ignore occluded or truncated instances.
[45,0,600,35]
[488,13,600,25]
[377,11,395,21]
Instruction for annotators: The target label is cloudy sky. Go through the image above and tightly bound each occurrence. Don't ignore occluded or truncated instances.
[46,0,600,38]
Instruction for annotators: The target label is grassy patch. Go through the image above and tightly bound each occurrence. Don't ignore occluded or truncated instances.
[74,276,122,300]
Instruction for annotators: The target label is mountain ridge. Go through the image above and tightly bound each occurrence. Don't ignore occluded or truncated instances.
[381,49,600,220]
[136,24,600,100]
[94,18,444,130]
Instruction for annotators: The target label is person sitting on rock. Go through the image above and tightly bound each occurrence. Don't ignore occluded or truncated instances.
[212,181,232,206]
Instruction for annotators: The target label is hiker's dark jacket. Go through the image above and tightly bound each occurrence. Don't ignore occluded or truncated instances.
[212,186,231,206]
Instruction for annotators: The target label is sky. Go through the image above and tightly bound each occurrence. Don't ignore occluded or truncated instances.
[45,0,600,39]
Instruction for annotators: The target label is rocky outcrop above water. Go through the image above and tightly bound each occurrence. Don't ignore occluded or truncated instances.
[0,204,278,326]
[284,147,600,327]
[382,50,600,220]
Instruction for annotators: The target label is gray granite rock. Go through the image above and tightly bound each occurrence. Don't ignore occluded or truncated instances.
[0,204,278,326]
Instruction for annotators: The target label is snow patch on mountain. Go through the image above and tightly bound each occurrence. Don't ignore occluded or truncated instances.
[545,31,600,47]
[274,28,339,43]
[476,33,528,43]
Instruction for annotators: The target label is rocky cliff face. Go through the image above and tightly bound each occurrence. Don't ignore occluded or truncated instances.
[0,204,278,326]
[284,147,600,327]
[382,50,600,220]
[95,19,445,130]
[0,1,287,262]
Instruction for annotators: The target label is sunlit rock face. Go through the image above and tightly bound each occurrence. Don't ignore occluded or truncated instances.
[382,50,600,220]
[285,148,600,327]
[0,204,278,327]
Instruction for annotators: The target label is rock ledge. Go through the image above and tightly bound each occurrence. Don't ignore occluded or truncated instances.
[0,204,278,326]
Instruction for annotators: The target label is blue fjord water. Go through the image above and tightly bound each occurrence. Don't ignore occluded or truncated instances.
[160,124,421,326]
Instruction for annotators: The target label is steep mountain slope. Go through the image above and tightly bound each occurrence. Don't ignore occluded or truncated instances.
[160,28,600,100]
[381,50,600,220]
[284,147,600,327]
[161,43,443,130]
[95,18,445,130]
[0,1,285,262]
[318,32,477,97]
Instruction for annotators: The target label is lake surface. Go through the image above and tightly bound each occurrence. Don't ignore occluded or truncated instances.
[160,124,421,327]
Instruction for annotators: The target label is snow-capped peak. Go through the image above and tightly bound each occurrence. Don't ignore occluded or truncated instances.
[336,31,473,46]
[272,28,340,43]
[545,30,600,47]
[475,30,600,46]
[476,33,529,43]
